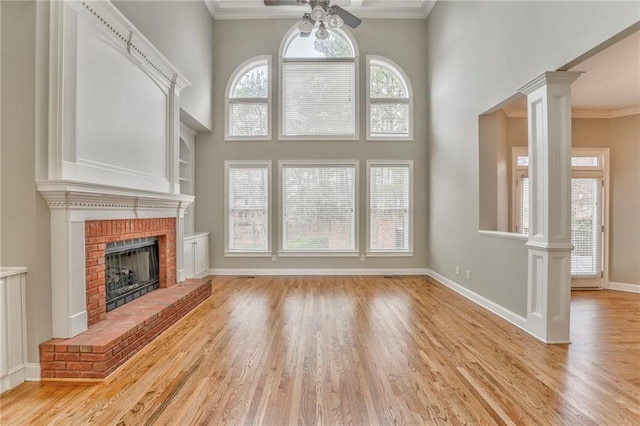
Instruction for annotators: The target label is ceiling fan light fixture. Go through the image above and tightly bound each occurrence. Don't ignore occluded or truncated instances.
[316,21,330,40]
[298,13,314,33]
[327,12,343,29]
[310,4,327,22]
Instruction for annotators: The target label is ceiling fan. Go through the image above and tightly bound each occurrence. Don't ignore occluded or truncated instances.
[264,0,361,39]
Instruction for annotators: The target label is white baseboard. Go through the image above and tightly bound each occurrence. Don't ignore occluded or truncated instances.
[426,269,528,331]
[1,366,26,393]
[25,363,41,382]
[209,268,430,276]
[608,281,640,294]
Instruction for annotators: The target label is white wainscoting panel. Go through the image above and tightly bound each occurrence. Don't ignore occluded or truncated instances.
[0,268,28,394]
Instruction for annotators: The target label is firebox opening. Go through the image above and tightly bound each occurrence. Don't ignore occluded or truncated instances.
[105,237,160,312]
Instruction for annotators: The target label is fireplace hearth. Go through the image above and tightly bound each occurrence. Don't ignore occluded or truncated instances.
[105,237,160,312]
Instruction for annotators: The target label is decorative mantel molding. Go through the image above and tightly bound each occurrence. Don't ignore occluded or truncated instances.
[37,180,194,217]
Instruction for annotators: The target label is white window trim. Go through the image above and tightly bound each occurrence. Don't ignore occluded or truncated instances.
[366,160,414,256]
[278,159,360,256]
[366,55,414,141]
[225,55,272,141]
[277,25,360,141]
[224,160,273,257]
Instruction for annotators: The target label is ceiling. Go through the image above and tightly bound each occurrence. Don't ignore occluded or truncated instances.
[504,30,640,118]
[204,0,436,20]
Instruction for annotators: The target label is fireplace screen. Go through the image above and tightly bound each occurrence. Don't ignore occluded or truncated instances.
[105,237,160,312]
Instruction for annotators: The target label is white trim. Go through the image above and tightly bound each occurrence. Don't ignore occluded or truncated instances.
[426,269,529,331]
[225,55,272,141]
[478,230,529,241]
[608,282,640,294]
[204,1,436,20]
[25,363,41,382]
[279,160,360,254]
[224,160,273,255]
[278,24,359,141]
[504,107,639,119]
[366,160,414,253]
[366,56,414,141]
[210,268,429,276]
[366,251,414,257]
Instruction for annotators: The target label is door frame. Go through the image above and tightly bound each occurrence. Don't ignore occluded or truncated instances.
[512,147,610,288]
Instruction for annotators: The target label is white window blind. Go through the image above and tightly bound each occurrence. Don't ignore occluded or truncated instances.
[227,164,269,252]
[227,61,270,139]
[282,164,356,252]
[369,164,410,251]
[282,61,356,137]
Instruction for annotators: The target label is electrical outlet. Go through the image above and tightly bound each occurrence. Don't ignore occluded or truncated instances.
[456,266,460,275]
[466,270,471,280]
[272,255,277,262]
[360,254,365,262]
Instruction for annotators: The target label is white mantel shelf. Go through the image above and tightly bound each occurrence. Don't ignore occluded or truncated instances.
[37,180,194,216]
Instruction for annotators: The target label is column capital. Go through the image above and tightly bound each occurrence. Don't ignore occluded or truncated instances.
[518,71,583,95]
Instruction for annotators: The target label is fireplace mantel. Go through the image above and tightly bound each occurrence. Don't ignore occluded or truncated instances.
[39,180,194,338]
[38,180,194,218]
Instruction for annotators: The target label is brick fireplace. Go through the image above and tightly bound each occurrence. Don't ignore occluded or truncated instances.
[37,182,211,381]
[85,218,176,325]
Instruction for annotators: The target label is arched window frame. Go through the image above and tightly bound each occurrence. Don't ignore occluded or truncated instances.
[278,25,360,141]
[366,55,414,141]
[225,55,272,141]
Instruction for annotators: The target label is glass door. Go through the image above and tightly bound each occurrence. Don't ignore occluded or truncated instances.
[570,177,603,288]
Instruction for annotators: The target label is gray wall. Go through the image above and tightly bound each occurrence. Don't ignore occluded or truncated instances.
[113,0,215,131]
[1,0,52,364]
[195,18,429,271]
[425,1,639,316]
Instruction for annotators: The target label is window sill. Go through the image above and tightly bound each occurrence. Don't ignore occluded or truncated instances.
[225,251,272,258]
[478,230,528,241]
[278,135,360,142]
[278,251,359,258]
[225,136,272,142]
[366,136,413,142]
[366,251,414,257]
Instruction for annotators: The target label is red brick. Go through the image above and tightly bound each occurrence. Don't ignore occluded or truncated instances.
[40,352,55,362]
[42,361,66,370]
[93,362,107,372]
[66,362,93,371]
[55,352,80,361]
[41,371,55,379]
[81,371,106,379]
[80,353,106,362]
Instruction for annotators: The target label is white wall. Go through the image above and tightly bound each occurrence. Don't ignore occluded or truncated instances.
[113,0,215,131]
[426,1,639,315]
[196,18,430,272]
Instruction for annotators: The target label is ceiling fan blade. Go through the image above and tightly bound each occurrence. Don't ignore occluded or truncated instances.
[264,0,301,5]
[332,5,361,29]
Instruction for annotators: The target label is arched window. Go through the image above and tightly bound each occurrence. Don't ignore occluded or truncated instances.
[225,56,271,140]
[367,56,413,140]
[279,26,359,139]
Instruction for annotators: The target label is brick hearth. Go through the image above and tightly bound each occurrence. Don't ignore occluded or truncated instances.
[40,278,211,380]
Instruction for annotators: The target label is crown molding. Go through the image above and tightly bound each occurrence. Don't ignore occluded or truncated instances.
[204,0,436,20]
[503,106,640,119]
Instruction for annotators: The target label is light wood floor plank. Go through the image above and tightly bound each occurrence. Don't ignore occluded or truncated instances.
[1,275,638,425]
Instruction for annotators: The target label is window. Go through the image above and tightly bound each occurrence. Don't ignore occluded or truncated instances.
[279,161,358,255]
[367,56,413,140]
[225,56,271,140]
[224,161,272,256]
[280,26,358,139]
[367,161,413,255]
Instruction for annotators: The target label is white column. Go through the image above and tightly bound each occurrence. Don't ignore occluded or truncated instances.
[50,209,88,338]
[519,71,581,343]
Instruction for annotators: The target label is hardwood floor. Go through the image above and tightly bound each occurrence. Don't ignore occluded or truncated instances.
[1,276,639,425]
